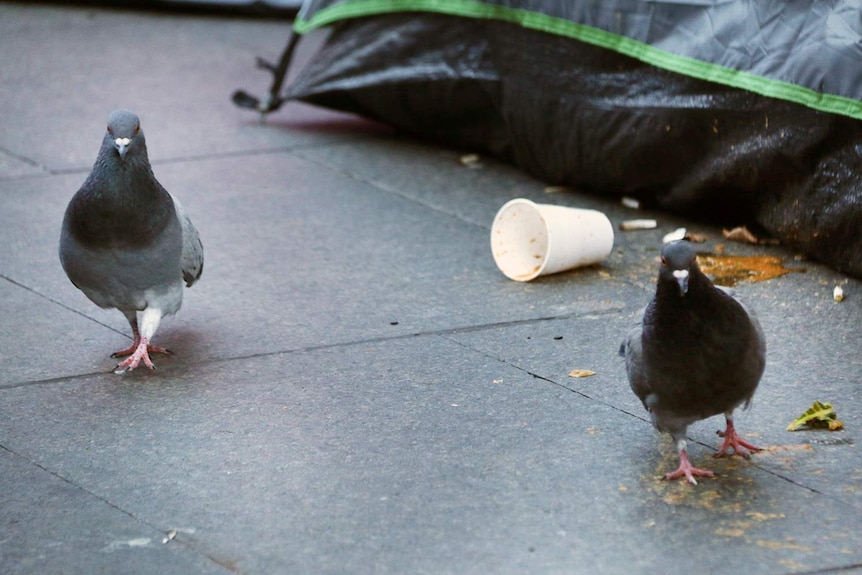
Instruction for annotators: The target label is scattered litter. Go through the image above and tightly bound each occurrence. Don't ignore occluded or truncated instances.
[568,369,596,378]
[621,197,640,209]
[786,401,844,432]
[492,379,503,384]
[833,286,845,302]
[162,529,178,544]
[662,228,686,243]
[722,225,780,245]
[620,219,657,231]
[458,153,481,168]
[102,538,153,552]
[722,226,759,244]
[544,185,569,194]
[696,254,801,286]
[663,228,708,244]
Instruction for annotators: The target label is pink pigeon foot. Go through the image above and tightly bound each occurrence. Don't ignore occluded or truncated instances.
[111,324,171,359]
[714,419,761,459]
[111,339,171,359]
[114,337,164,373]
[663,449,715,485]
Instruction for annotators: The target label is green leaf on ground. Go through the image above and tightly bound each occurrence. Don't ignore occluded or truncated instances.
[786,401,844,431]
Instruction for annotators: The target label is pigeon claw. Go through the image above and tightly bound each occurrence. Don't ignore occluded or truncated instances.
[714,421,762,459]
[114,338,161,374]
[663,450,715,486]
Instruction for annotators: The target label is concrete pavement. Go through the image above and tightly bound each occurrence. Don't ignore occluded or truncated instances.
[1,3,860,574]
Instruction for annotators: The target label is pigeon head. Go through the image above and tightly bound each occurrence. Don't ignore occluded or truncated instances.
[659,240,698,296]
[105,109,145,161]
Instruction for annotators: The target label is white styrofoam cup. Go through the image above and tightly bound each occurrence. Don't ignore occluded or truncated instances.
[490,198,614,281]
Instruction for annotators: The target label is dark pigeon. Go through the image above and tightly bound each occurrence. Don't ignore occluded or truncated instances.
[621,240,766,484]
[60,110,203,373]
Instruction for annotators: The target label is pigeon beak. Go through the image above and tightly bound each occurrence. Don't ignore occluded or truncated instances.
[114,137,131,159]
[672,269,690,295]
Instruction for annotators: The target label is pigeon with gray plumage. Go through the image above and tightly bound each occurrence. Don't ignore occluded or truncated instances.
[621,240,765,484]
[60,110,203,373]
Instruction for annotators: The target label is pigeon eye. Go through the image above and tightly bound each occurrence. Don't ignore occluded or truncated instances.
[134,124,140,135]
[660,256,667,265]
[107,125,112,135]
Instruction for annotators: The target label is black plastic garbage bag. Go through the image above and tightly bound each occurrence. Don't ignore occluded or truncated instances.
[237,1,862,277]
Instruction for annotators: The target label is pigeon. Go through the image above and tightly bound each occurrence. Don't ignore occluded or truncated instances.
[60,109,203,373]
[621,240,766,484]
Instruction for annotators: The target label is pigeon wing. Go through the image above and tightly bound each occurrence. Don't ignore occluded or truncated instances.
[621,306,652,409]
[714,285,766,408]
[171,195,203,287]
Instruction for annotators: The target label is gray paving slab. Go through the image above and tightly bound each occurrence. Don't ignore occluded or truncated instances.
[0,149,633,385]
[444,217,862,512]
[2,3,862,574]
[447,267,862,511]
[0,278,122,385]
[2,337,860,575]
[293,134,676,235]
[0,4,374,175]
[0,447,230,575]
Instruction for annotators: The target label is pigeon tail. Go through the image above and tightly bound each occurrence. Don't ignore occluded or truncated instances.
[714,414,762,459]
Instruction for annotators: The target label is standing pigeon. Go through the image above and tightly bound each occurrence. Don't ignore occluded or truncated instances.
[621,240,765,484]
[60,110,203,373]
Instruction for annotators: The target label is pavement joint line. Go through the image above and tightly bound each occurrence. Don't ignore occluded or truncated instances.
[145,147,301,168]
[41,146,305,177]
[218,307,630,365]
[0,443,240,574]
[791,563,862,575]
[0,273,127,337]
[3,140,363,181]
[0,309,623,390]
[442,332,650,420]
[144,141,374,168]
[292,146,491,229]
[0,370,116,390]
[0,145,45,170]
[0,146,45,169]
[0,443,138,521]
